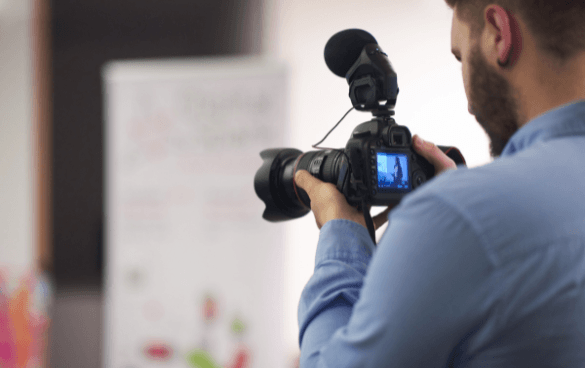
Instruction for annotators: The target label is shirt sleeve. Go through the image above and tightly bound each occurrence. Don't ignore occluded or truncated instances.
[297,192,497,368]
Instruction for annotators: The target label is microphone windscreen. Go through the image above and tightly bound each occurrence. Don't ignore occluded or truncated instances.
[324,29,378,78]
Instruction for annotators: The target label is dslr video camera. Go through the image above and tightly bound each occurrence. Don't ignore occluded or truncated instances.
[254,29,465,224]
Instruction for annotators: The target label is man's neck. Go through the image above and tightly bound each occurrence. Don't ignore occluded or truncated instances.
[514,52,585,127]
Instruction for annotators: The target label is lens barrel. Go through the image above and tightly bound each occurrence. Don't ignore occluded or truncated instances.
[254,148,345,222]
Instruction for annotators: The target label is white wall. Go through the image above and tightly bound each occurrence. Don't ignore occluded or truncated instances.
[263,0,492,359]
[0,0,34,269]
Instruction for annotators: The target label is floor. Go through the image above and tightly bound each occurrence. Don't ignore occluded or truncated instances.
[49,289,103,368]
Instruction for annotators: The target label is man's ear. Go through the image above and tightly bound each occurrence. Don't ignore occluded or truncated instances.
[484,5,522,67]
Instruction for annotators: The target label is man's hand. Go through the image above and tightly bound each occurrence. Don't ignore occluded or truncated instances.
[412,135,457,175]
[294,170,391,230]
[294,135,457,230]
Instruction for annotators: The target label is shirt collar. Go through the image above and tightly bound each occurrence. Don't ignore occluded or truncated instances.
[502,99,585,156]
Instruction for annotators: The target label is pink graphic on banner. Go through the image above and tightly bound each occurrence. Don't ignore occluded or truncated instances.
[0,272,17,368]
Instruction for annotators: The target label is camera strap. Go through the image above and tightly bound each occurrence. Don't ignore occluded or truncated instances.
[362,199,376,244]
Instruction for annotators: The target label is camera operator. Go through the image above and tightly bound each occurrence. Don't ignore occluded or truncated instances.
[294,1,585,367]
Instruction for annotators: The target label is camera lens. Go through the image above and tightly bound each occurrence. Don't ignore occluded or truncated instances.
[254,148,345,222]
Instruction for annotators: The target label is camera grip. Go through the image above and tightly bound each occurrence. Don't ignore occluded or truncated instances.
[437,145,466,166]
[412,145,466,188]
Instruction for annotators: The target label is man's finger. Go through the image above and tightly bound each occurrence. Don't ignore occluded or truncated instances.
[413,135,457,175]
[294,170,322,197]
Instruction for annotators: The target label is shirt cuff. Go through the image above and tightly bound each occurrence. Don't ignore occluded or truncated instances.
[316,219,376,272]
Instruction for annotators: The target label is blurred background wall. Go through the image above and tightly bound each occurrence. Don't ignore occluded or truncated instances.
[51,0,263,290]
[0,0,34,273]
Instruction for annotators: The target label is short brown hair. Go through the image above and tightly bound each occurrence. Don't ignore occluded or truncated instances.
[445,0,585,60]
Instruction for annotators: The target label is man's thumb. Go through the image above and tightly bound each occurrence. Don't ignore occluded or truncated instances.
[294,170,318,195]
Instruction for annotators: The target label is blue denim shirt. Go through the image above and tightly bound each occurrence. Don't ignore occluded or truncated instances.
[298,100,585,367]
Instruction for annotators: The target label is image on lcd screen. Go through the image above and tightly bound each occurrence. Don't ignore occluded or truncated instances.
[377,152,409,190]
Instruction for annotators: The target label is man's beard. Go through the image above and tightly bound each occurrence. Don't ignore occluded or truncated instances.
[468,44,521,157]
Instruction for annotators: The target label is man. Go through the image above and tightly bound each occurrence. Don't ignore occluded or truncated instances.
[294,1,585,367]
[393,156,404,188]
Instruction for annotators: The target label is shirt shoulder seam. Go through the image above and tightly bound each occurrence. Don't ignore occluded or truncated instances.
[425,190,499,267]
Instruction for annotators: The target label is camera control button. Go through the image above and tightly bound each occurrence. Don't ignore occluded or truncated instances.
[412,171,426,189]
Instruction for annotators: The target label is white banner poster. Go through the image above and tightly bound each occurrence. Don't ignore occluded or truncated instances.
[103,57,288,368]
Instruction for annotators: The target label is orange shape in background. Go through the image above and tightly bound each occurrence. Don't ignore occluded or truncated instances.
[9,281,32,368]
[0,273,49,368]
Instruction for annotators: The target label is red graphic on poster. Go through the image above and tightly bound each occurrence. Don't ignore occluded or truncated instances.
[144,343,173,361]
[203,296,217,322]
[226,345,251,368]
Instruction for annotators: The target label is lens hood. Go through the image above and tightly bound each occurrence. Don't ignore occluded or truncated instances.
[254,148,310,222]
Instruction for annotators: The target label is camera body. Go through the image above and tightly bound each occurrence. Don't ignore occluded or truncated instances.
[339,117,435,207]
[291,115,439,212]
